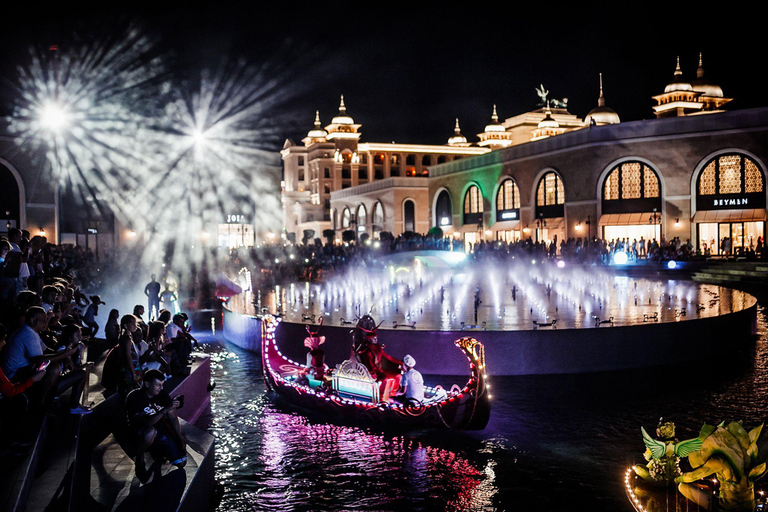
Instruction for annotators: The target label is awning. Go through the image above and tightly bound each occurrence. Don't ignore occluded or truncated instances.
[539,217,565,230]
[491,220,521,230]
[458,223,482,233]
[599,213,656,226]
[692,208,766,223]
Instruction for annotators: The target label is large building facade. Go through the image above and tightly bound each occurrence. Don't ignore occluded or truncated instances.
[322,56,766,254]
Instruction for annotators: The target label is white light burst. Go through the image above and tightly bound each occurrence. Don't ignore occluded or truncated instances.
[7,26,292,276]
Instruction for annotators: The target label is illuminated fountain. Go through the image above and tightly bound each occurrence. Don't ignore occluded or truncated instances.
[224,251,758,376]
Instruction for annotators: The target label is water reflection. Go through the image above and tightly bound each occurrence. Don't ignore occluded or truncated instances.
[200,304,768,511]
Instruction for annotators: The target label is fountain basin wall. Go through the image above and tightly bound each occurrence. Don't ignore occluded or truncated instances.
[223,300,757,376]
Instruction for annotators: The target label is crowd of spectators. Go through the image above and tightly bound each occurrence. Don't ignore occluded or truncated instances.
[0,227,193,478]
[1,228,102,455]
[230,229,765,287]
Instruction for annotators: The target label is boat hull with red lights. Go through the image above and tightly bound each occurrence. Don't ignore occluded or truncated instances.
[261,317,490,430]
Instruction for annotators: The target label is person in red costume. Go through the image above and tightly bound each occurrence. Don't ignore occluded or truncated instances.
[352,315,403,402]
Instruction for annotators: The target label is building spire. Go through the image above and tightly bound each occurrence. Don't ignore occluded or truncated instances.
[454,118,462,134]
[598,73,606,107]
[314,110,322,127]
[674,56,683,77]
[339,95,347,113]
[697,52,705,78]
[492,104,499,122]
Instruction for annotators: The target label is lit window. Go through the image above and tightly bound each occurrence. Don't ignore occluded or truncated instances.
[698,154,764,196]
[536,172,564,206]
[464,185,483,214]
[496,179,520,211]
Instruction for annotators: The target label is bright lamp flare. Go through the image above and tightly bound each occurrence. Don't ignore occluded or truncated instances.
[39,102,69,132]
[613,251,629,265]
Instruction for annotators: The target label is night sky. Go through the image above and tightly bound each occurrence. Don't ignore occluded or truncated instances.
[1,3,762,149]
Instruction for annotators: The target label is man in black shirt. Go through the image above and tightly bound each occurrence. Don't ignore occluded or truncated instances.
[125,369,186,483]
[144,274,161,320]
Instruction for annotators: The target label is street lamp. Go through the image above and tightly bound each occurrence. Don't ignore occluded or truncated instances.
[649,208,662,242]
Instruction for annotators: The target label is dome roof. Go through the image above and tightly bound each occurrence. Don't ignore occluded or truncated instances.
[585,73,620,125]
[586,106,621,125]
[484,105,505,132]
[331,95,355,125]
[538,108,559,129]
[664,57,693,93]
[306,111,328,139]
[447,118,469,145]
[690,53,724,98]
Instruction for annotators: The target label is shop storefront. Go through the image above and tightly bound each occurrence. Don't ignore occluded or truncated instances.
[599,161,662,248]
[534,172,565,245]
[494,178,521,243]
[218,214,255,248]
[694,153,766,256]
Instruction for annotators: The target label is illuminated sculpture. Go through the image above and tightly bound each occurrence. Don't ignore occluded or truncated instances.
[633,420,702,484]
[676,421,768,511]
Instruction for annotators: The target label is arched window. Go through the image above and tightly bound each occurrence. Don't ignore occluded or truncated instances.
[330,208,335,230]
[463,185,483,225]
[372,202,384,227]
[496,179,520,221]
[342,208,351,229]
[536,172,564,206]
[403,200,415,232]
[602,161,662,214]
[698,154,765,198]
[435,190,452,227]
[356,204,367,227]
[535,172,565,219]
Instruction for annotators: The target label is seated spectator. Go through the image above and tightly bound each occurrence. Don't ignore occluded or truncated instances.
[125,369,186,483]
[133,305,148,342]
[1,306,91,413]
[0,323,46,398]
[118,314,142,395]
[143,321,171,375]
[166,314,192,367]
[41,285,58,313]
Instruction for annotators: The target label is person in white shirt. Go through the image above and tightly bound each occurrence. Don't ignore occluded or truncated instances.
[398,354,424,403]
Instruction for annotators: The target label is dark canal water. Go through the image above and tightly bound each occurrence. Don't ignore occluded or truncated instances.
[196,301,768,511]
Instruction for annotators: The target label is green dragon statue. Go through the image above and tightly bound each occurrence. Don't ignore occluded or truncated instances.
[633,419,703,485]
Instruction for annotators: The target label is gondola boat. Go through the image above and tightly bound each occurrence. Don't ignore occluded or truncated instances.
[261,315,491,430]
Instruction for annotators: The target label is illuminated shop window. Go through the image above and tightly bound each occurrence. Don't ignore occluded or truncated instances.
[464,185,483,214]
[496,179,521,211]
[536,172,564,206]
[602,162,660,201]
[698,154,765,196]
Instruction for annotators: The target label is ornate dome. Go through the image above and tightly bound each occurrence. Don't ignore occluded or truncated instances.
[306,111,328,139]
[484,105,505,132]
[538,108,559,129]
[664,57,693,93]
[585,73,620,125]
[690,53,724,98]
[447,118,469,146]
[331,95,355,125]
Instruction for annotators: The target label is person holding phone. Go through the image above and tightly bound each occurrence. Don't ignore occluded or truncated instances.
[1,306,91,414]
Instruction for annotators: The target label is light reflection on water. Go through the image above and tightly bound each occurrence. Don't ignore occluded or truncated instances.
[198,303,768,511]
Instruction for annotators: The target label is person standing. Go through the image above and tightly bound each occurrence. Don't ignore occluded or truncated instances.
[144,275,161,320]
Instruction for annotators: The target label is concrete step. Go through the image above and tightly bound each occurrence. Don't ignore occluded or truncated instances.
[86,420,214,512]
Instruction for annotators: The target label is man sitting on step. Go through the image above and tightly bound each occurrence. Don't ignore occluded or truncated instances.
[125,369,187,483]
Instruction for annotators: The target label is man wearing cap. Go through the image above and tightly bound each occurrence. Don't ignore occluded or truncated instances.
[398,354,424,403]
